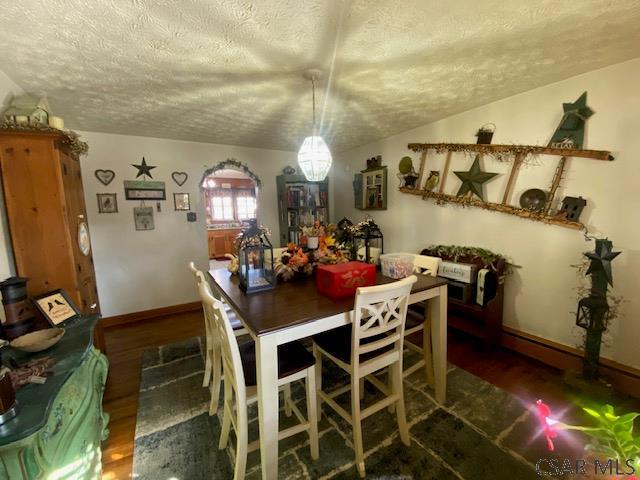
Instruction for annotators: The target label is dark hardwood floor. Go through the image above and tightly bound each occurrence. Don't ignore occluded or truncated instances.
[100,310,574,479]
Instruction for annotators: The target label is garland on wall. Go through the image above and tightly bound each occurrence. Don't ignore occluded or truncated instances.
[0,121,89,157]
[199,158,262,188]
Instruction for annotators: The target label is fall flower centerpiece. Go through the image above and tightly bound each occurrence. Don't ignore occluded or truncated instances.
[275,223,348,281]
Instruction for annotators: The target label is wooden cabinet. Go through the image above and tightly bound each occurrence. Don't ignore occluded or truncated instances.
[0,131,103,347]
[208,228,242,259]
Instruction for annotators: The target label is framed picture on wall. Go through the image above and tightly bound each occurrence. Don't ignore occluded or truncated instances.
[134,206,154,231]
[124,180,166,200]
[173,193,190,211]
[97,193,118,213]
[32,289,80,326]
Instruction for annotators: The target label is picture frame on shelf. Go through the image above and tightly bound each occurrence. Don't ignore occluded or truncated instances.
[32,289,80,326]
[97,193,118,213]
[173,193,190,211]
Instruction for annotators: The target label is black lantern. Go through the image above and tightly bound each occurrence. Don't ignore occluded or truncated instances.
[576,295,609,331]
[237,219,276,293]
[352,218,384,264]
[0,276,35,340]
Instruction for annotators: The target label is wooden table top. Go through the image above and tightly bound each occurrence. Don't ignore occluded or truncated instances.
[208,268,448,336]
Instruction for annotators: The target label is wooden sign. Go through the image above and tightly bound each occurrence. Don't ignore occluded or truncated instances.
[124,180,166,200]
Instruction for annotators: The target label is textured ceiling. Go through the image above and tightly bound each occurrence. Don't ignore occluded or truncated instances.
[1,0,640,152]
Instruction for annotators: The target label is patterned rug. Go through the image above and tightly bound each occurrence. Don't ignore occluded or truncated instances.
[131,337,560,479]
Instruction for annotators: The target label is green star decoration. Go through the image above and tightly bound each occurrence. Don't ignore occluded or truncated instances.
[453,155,499,200]
[585,239,621,286]
[548,91,594,149]
[131,157,156,179]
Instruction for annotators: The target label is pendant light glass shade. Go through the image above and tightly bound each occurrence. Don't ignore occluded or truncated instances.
[297,135,332,181]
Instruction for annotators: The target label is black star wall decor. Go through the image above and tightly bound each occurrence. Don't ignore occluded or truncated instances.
[585,238,621,286]
[453,155,499,200]
[131,157,156,179]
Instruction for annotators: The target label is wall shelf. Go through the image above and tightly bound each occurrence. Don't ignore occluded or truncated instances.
[407,143,614,161]
[399,187,584,230]
[399,142,615,231]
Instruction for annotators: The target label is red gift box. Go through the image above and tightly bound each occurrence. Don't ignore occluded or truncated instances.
[316,261,377,300]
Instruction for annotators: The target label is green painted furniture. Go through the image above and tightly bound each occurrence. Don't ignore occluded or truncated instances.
[0,315,109,479]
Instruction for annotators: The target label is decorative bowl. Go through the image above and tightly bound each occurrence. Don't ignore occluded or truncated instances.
[519,188,548,212]
[10,328,65,352]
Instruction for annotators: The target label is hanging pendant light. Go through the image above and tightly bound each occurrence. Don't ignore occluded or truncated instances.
[297,69,332,181]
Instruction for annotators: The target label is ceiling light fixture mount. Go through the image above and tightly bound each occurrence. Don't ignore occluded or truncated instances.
[297,69,332,182]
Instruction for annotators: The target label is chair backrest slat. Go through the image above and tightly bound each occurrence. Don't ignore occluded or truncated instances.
[351,275,417,368]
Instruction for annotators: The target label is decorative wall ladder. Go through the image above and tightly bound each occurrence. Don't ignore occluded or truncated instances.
[401,143,614,230]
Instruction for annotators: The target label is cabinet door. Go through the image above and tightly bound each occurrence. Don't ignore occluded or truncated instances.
[59,150,100,314]
[213,235,226,257]
[224,230,241,255]
[208,232,216,259]
[0,135,76,297]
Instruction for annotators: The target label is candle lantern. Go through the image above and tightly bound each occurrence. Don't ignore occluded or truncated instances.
[352,218,384,265]
[237,219,276,293]
[576,295,609,331]
[0,276,35,340]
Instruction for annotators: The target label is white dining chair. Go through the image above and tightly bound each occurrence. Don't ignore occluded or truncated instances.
[312,275,417,478]
[403,254,441,383]
[197,279,319,480]
[189,262,248,414]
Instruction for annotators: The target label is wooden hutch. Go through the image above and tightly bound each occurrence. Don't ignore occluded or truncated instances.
[0,128,104,349]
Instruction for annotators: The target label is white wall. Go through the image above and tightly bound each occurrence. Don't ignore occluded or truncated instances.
[334,58,640,369]
[79,132,297,316]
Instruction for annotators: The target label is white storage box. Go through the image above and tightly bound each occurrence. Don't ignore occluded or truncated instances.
[380,253,414,279]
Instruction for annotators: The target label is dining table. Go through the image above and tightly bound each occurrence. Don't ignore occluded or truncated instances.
[208,268,448,480]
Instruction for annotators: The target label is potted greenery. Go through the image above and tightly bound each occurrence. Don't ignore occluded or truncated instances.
[302,221,325,249]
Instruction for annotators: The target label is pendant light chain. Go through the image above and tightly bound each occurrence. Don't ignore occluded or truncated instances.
[311,76,316,136]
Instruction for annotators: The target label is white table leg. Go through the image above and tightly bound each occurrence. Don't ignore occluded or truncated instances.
[256,333,279,480]
[429,284,448,404]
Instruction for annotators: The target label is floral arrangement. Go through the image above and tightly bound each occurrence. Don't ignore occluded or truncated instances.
[301,221,326,239]
[348,218,380,237]
[275,223,348,281]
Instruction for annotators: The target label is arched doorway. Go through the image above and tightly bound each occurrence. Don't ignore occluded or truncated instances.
[201,161,260,268]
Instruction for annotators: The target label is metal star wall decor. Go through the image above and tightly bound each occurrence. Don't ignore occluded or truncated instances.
[131,157,156,179]
[453,155,499,200]
[584,238,621,286]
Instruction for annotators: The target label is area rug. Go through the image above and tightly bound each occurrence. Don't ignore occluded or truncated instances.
[132,337,560,479]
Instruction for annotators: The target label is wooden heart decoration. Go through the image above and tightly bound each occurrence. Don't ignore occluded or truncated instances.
[172,171,188,186]
[95,169,115,186]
